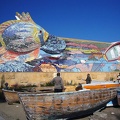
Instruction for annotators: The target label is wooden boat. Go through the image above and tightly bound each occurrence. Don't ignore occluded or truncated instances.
[18,87,118,120]
[2,88,54,105]
[83,82,120,90]
[2,89,20,105]
[104,41,120,61]
[82,82,120,107]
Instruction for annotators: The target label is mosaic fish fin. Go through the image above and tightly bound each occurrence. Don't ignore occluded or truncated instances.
[16,12,35,24]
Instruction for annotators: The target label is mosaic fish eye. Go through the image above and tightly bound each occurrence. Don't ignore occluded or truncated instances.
[39,30,42,33]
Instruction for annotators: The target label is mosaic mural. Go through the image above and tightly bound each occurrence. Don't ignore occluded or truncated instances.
[0,12,120,72]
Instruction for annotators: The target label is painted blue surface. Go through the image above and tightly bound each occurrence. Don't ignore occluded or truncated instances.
[0,0,120,43]
[106,97,118,107]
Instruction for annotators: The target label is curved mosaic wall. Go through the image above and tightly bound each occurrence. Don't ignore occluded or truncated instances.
[0,12,120,72]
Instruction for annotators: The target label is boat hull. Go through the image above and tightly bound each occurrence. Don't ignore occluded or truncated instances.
[2,89,19,104]
[2,88,54,105]
[18,88,117,120]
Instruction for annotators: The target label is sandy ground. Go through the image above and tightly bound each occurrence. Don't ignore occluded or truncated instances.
[0,100,120,120]
[0,101,26,120]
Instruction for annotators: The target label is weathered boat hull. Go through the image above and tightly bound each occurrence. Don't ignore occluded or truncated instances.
[2,89,19,104]
[18,88,117,120]
[83,83,120,107]
[2,88,54,105]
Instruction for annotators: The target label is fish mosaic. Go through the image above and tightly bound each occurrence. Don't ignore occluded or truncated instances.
[0,12,120,72]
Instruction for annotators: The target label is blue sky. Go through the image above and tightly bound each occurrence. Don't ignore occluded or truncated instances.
[0,0,120,42]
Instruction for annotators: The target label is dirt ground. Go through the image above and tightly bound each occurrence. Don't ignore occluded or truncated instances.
[0,100,120,120]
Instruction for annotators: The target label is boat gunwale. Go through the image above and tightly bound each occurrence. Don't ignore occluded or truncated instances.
[17,87,117,96]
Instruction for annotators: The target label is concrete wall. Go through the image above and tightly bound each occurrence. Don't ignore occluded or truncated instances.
[0,72,119,87]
